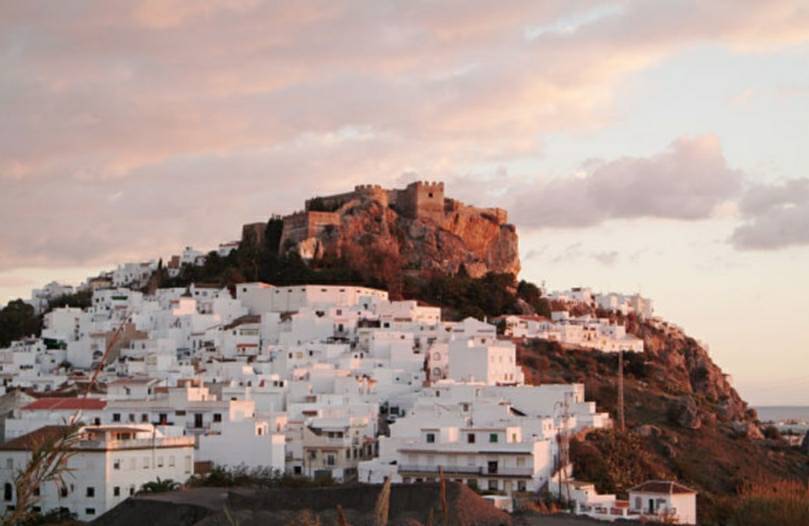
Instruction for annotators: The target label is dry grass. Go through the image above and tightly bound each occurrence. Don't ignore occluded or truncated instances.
[730,480,809,526]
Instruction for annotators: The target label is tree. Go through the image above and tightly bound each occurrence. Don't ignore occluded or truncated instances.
[0,300,42,347]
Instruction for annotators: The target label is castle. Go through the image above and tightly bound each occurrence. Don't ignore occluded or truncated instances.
[271,181,508,249]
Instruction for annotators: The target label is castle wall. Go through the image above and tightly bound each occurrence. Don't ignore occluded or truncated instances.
[241,222,267,248]
[280,211,341,248]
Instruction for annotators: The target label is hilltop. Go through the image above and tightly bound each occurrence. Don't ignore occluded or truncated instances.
[240,182,520,295]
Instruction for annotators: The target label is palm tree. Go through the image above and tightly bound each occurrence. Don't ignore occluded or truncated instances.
[138,478,180,494]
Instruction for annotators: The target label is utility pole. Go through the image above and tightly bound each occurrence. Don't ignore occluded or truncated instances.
[618,350,625,433]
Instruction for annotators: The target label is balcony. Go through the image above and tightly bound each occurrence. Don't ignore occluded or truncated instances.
[399,464,481,475]
[398,465,534,477]
[78,436,195,450]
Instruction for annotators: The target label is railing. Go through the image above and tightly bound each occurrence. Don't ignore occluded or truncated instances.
[492,467,534,476]
[399,465,481,475]
[398,465,534,477]
[78,436,195,449]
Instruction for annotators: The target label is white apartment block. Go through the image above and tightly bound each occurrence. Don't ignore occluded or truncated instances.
[0,425,194,522]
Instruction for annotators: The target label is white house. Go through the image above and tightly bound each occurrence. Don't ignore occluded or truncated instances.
[447,336,523,385]
[197,419,285,472]
[628,480,697,525]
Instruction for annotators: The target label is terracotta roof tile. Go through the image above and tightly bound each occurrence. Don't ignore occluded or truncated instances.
[0,426,73,451]
[22,397,107,411]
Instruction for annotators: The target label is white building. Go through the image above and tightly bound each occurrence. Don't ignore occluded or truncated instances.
[28,282,75,314]
[628,481,697,525]
[447,337,523,385]
[0,425,194,522]
[197,419,285,472]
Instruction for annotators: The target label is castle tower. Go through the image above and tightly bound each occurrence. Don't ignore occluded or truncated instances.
[399,181,445,222]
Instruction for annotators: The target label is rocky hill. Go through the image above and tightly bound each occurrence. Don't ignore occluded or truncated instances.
[241,182,520,292]
[517,309,809,524]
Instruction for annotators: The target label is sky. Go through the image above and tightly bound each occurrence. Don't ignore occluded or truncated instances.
[1,1,807,405]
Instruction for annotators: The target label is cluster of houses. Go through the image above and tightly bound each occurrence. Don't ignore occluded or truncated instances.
[545,287,654,319]
[501,311,645,353]
[2,278,695,524]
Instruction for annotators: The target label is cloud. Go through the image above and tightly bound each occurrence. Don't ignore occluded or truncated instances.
[0,1,808,273]
[730,178,809,250]
[513,135,744,228]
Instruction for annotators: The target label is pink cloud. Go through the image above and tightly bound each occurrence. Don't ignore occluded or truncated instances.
[1,1,808,271]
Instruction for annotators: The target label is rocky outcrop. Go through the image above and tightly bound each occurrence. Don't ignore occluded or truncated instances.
[268,183,520,288]
[629,318,752,424]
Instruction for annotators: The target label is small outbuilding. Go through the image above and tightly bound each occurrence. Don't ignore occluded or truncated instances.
[628,480,697,525]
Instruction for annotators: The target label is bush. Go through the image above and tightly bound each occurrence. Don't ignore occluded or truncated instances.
[190,465,336,489]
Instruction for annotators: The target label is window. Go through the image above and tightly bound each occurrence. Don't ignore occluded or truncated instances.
[86,487,95,497]
[33,487,40,496]
[157,456,164,468]
[143,457,150,469]
[85,508,96,516]
[488,480,498,491]
[489,433,498,443]
[113,486,120,497]
[185,456,192,474]
[3,483,12,501]
[175,410,186,416]
[129,487,135,496]
[112,413,121,423]
[141,414,148,423]
[467,433,475,444]
[326,454,336,466]
[213,413,222,423]
[169,456,175,467]
[113,459,120,470]
[426,433,436,443]
[60,486,68,498]
[517,481,526,492]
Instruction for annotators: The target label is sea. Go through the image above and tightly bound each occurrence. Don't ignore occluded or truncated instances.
[754,406,809,424]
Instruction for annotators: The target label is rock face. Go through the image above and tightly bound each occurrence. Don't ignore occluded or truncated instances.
[629,317,752,425]
[257,182,520,288]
